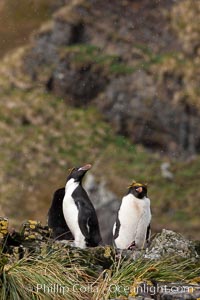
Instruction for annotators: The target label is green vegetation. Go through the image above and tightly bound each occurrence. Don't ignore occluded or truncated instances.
[0,247,199,300]
[0,249,94,300]
[60,43,187,77]
[60,44,134,75]
[101,256,200,299]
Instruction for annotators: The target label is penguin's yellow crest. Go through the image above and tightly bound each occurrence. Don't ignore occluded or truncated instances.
[128,181,148,188]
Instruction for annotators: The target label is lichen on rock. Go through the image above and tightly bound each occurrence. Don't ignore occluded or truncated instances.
[145,229,199,260]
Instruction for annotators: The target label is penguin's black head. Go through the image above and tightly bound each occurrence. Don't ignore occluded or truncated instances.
[128,181,147,199]
[67,164,92,183]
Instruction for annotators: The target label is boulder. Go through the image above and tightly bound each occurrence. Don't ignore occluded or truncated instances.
[145,229,199,260]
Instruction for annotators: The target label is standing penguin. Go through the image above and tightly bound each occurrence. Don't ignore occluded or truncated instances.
[62,164,102,248]
[113,181,151,250]
[48,188,74,241]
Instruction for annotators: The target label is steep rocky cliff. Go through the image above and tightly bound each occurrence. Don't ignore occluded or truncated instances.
[23,0,200,156]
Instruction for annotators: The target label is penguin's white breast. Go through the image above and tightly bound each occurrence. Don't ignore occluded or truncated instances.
[116,194,151,248]
[118,194,142,233]
[134,197,151,248]
[62,179,82,237]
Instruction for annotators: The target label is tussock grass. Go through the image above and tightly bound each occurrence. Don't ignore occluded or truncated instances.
[94,255,200,299]
[0,250,95,300]
[1,248,199,300]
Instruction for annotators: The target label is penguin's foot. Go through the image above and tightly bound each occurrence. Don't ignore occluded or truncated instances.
[127,241,136,251]
[115,249,123,260]
[74,240,86,249]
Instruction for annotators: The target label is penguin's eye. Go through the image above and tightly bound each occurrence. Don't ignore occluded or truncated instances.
[134,186,141,189]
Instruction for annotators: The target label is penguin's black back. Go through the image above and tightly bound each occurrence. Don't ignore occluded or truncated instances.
[48,188,74,241]
[72,185,102,247]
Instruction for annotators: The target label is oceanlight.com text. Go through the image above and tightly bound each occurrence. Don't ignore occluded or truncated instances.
[34,283,194,296]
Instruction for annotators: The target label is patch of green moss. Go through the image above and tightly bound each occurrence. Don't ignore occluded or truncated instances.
[60,44,135,75]
[109,63,134,74]
[55,43,188,78]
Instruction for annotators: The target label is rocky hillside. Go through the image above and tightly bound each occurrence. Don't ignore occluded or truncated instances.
[24,0,200,156]
[0,0,199,241]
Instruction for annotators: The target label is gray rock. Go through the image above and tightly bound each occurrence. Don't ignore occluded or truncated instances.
[95,72,200,156]
[160,162,174,180]
[194,240,200,255]
[51,58,108,105]
[145,229,198,260]
[84,173,120,245]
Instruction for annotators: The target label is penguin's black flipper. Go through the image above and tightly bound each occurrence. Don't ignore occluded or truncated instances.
[48,188,74,241]
[78,211,102,247]
[77,210,91,240]
[113,212,120,240]
[146,223,151,244]
[74,196,102,247]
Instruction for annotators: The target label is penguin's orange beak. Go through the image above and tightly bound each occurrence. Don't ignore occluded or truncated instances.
[78,164,92,171]
[136,186,143,193]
